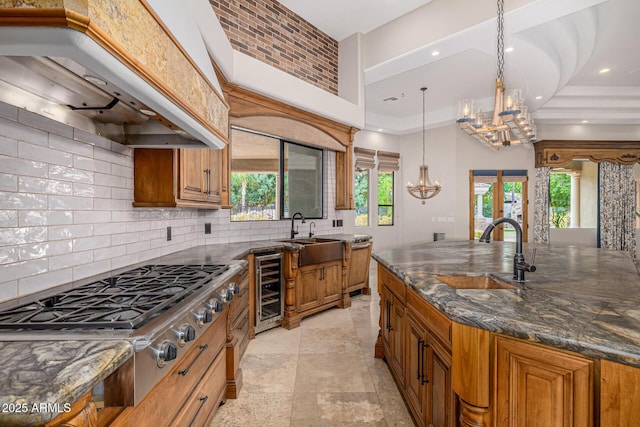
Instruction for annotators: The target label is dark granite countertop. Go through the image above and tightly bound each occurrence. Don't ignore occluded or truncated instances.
[0,340,133,426]
[372,240,640,368]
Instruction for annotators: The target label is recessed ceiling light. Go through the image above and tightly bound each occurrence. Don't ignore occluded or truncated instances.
[505,47,514,53]
[432,50,440,56]
[139,109,157,116]
[535,96,542,100]
[378,128,383,132]
[83,75,107,86]
[598,67,611,74]
[582,120,589,124]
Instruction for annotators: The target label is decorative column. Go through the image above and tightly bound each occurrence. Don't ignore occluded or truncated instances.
[570,172,581,228]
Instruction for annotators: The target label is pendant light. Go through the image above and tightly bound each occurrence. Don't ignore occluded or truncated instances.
[407,87,441,204]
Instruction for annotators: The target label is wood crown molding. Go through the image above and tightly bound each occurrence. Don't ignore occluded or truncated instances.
[535,140,640,167]
[0,3,230,144]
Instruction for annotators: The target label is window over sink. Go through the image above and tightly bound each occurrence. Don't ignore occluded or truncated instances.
[230,127,324,221]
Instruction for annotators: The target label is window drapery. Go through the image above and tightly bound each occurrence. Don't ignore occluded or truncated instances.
[377,150,400,172]
[354,147,376,171]
[599,162,636,259]
[534,167,550,244]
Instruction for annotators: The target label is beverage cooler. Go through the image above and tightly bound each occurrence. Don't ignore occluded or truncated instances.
[255,252,284,333]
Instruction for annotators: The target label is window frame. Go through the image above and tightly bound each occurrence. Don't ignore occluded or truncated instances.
[377,171,395,226]
[354,169,370,227]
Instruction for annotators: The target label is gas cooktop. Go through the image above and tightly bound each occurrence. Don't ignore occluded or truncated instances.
[0,264,229,330]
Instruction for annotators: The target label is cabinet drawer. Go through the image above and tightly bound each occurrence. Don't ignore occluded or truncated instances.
[407,288,451,348]
[230,283,249,329]
[379,265,406,303]
[173,347,226,427]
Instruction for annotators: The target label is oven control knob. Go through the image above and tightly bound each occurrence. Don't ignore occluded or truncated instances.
[206,298,223,313]
[228,282,240,294]
[156,340,177,368]
[218,288,233,303]
[175,324,196,347]
[193,308,212,327]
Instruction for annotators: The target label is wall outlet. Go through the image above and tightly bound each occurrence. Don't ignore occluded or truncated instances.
[204,223,212,234]
[332,220,337,227]
[167,226,172,241]
[337,219,343,227]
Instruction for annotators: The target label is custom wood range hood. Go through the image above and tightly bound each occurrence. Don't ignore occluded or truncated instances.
[0,0,229,148]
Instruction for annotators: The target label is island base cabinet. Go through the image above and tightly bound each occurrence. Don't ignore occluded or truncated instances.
[494,336,594,427]
[46,390,97,427]
[600,359,640,425]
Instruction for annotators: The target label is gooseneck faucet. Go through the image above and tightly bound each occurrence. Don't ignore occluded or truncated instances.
[479,217,536,282]
[309,221,316,238]
[290,212,305,239]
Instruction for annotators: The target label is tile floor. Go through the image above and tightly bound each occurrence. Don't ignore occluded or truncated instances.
[210,264,413,426]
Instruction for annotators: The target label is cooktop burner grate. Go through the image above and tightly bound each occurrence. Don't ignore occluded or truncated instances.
[0,264,229,330]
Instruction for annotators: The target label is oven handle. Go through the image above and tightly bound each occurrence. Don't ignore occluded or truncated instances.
[188,395,208,427]
[178,344,208,376]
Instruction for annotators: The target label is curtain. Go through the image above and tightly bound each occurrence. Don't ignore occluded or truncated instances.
[534,167,550,244]
[599,162,636,259]
[354,147,376,171]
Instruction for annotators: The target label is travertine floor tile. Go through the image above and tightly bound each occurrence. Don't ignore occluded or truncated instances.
[299,327,361,354]
[301,307,353,329]
[290,392,386,426]
[211,391,292,427]
[239,353,298,393]
[295,353,376,393]
[245,324,302,355]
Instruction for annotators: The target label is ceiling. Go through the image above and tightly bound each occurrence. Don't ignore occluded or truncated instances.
[279,0,640,135]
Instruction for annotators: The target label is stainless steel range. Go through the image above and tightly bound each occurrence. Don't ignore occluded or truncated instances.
[0,261,245,404]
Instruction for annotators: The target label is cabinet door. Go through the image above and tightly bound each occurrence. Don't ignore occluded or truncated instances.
[427,332,454,427]
[205,149,221,204]
[320,262,342,304]
[348,243,371,289]
[179,149,206,202]
[495,336,593,427]
[296,266,320,312]
[381,288,393,356]
[405,313,428,426]
[389,294,405,385]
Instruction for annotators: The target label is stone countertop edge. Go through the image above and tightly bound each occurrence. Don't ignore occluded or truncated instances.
[371,240,640,369]
[0,339,133,426]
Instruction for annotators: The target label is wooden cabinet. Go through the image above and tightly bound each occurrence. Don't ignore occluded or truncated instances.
[295,260,342,312]
[133,148,223,209]
[378,263,454,427]
[494,336,594,427]
[345,241,372,295]
[225,268,250,399]
[601,359,640,425]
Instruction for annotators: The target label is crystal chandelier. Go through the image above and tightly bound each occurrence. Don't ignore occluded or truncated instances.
[407,87,441,204]
[456,0,536,150]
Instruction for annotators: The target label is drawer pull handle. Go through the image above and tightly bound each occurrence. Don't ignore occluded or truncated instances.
[188,395,209,427]
[178,344,208,376]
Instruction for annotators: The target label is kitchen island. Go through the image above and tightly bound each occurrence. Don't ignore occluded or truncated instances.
[372,239,640,426]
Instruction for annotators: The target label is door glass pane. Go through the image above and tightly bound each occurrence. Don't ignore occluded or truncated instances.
[502,181,524,242]
[474,182,494,239]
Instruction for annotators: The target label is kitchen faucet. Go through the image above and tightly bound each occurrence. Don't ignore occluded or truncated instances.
[479,217,536,282]
[290,212,305,239]
[308,222,316,238]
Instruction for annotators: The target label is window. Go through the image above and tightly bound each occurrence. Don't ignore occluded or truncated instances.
[549,172,571,228]
[378,172,394,225]
[230,128,323,221]
[354,170,369,226]
[549,162,598,229]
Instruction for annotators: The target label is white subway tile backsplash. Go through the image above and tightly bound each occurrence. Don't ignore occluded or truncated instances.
[94,146,127,166]
[0,281,18,301]
[73,235,111,252]
[0,192,47,210]
[49,133,93,157]
[19,240,72,261]
[93,198,129,211]
[73,128,112,149]
[0,102,18,121]
[49,165,93,183]
[73,259,112,281]
[111,210,138,222]
[19,176,73,195]
[94,172,126,188]
[19,141,73,167]
[111,231,139,246]
[0,136,18,156]
[3,259,48,282]
[73,155,111,174]
[94,222,127,236]
[49,250,93,270]
[0,210,17,227]
[19,268,73,297]
[18,110,74,139]
[20,210,73,226]
[48,224,93,241]
[111,187,133,200]
[0,247,18,265]
[112,253,139,270]
[94,244,126,261]
[111,163,131,178]
[74,210,111,225]
[126,240,150,255]
[0,156,48,178]
[0,118,48,146]
[49,195,93,211]
[0,173,17,191]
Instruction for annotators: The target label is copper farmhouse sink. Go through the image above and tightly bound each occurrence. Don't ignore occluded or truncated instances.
[280,238,344,266]
[435,274,517,290]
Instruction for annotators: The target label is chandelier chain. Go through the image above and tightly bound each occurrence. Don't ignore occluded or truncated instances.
[497,0,505,80]
[422,87,426,164]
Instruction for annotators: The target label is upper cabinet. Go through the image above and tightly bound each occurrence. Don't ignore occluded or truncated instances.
[133,148,223,209]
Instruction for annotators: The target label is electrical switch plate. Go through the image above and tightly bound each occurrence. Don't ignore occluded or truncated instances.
[204,223,211,234]
[337,219,343,226]
[167,226,172,241]
[332,220,337,227]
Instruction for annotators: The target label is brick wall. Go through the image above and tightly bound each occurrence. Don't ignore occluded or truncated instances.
[210,0,339,95]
